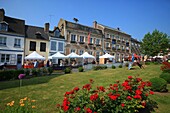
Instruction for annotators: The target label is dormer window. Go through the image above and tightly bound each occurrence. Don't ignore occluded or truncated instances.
[35,31,42,38]
[0,21,8,31]
[54,29,60,37]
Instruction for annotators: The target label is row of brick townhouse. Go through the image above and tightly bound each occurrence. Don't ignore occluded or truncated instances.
[0,8,141,69]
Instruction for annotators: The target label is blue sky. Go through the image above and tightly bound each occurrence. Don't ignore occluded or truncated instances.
[0,0,170,40]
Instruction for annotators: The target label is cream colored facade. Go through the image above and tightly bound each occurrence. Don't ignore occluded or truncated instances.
[24,38,49,61]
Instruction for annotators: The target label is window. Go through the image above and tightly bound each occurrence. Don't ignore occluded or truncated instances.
[0,23,8,31]
[96,39,100,45]
[116,45,120,49]
[71,34,76,41]
[54,29,60,37]
[58,42,64,51]
[106,43,110,47]
[30,41,36,51]
[80,36,84,42]
[112,39,116,44]
[106,34,109,38]
[40,42,46,52]
[0,54,10,63]
[90,38,93,43]
[112,35,115,39]
[0,36,6,46]
[51,41,57,51]
[122,46,124,50]
[71,49,76,53]
[79,50,84,55]
[14,38,21,47]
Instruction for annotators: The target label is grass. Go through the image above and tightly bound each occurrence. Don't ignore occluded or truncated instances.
[0,64,170,113]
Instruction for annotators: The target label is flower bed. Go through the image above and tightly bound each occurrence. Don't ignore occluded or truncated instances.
[57,76,158,113]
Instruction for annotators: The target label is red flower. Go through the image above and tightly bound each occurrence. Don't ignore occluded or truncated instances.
[149,90,154,95]
[63,105,69,111]
[83,84,91,91]
[136,90,142,95]
[85,108,92,113]
[146,81,152,87]
[56,104,60,108]
[113,84,118,87]
[73,87,79,92]
[128,76,133,79]
[109,95,118,100]
[145,93,149,96]
[127,96,132,100]
[97,86,105,92]
[121,103,125,107]
[75,107,81,112]
[134,95,142,99]
[141,101,146,107]
[89,79,94,84]
[136,78,142,82]
[90,93,98,101]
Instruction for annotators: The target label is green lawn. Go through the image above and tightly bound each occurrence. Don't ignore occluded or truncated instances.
[0,64,170,113]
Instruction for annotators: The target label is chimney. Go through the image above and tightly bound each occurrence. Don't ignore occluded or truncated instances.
[0,9,5,21]
[44,23,49,33]
[93,21,97,28]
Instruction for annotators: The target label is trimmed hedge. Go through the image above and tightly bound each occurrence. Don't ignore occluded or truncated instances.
[64,67,72,74]
[112,65,116,69]
[78,67,84,72]
[118,65,122,68]
[160,72,170,83]
[0,69,24,81]
[93,65,107,71]
[150,77,168,92]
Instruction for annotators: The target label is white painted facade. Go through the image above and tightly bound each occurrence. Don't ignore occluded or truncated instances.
[49,36,65,64]
[0,33,24,67]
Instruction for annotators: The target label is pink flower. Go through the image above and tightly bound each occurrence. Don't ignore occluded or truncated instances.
[18,74,25,79]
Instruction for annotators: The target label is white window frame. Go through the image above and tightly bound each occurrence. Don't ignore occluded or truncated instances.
[79,36,84,42]
[14,38,21,47]
[71,34,76,41]
[96,38,100,45]
[58,41,64,52]
[106,42,110,47]
[79,50,84,55]
[0,54,10,63]
[50,41,57,51]
[0,36,7,46]
[71,49,76,53]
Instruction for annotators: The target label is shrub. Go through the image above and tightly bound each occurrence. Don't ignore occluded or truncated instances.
[78,67,84,72]
[112,65,116,69]
[118,64,122,68]
[160,72,170,83]
[31,69,38,76]
[64,67,71,74]
[150,77,168,92]
[153,62,159,65]
[48,67,53,75]
[24,69,30,76]
[57,76,158,113]
[145,62,151,65]
[0,69,24,81]
[93,65,107,71]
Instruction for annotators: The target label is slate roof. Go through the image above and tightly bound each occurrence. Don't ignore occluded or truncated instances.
[0,16,25,36]
[97,23,131,36]
[63,19,103,35]
[25,25,49,40]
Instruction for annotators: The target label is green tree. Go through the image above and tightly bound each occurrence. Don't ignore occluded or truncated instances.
[141,29,170,56]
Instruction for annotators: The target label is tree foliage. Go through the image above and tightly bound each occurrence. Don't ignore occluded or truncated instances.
[141,29,170,56]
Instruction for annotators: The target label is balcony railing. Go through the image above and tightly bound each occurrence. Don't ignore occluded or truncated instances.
[112,47,116,50]
[106,47,111,50]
